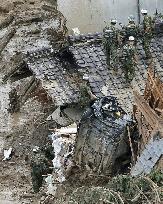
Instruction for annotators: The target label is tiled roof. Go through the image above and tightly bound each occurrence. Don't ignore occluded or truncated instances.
[68,43,107,97]
[66,30,163,113]
[24,20,163,111]
[26,48,80,106]
[155,17,163,34]
[67,42,138,112]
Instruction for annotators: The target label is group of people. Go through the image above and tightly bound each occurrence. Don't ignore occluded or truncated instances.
[103,9,155,82]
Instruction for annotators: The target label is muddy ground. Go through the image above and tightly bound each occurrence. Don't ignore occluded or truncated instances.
[0,0,63,203]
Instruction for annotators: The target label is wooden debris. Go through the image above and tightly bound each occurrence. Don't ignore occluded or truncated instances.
[133,67,163,171]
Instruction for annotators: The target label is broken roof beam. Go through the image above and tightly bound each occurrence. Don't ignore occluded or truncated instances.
[2,53,26,82]
[134,90,161,128]
[146,69,163,104]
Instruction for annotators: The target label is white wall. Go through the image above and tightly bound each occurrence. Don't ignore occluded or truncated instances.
[140,0,163,16]
[58,0,163,33]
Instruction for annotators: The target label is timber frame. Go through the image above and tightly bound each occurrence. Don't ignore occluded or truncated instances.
[133,67,163,171]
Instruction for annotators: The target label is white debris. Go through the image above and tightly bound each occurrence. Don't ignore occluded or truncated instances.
[49,123,77,185]
[51,136,63,169]
[55,127,77,135]
[45,174,57,196]
[115,114,132,126]
[51,134,66,182]
[3,147,12,161]
[72,27,80,36]
[33,146,39,153]
[56,169,66,183]
[101,85,109,96]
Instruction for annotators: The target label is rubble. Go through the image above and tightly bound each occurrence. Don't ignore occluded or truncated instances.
[0,0,67,203]
[0,0,163,203]
[48,123,77,195]
[74,96,132,175]
[131,68,163,175]
[3,147,12,161]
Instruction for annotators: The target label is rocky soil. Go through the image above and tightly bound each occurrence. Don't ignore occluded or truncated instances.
[0,0,65,203]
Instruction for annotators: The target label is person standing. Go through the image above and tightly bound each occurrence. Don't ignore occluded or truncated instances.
[141,9,154,59]
[103,19,119,68]
[125,15,139,44]
[121,36,136,83]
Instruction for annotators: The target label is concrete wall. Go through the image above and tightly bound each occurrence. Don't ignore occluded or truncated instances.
[58,0,163,33]
[140,0,163,16]
[58,0,138,33]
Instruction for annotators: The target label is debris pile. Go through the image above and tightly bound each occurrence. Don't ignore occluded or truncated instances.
[63,172,162,204]
[0,1,163,203]
[131,68,163,176]
[44,123,77,196]
[74,96,132,175]
[2,147,12,161]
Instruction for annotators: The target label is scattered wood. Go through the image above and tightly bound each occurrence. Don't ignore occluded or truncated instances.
[133,67,163,171]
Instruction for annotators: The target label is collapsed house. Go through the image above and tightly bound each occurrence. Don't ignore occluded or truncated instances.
[22,21,163,176]
[2,14,163,159]
[0,3,163,200]
[24,24,163,113]
[74,96,132,175]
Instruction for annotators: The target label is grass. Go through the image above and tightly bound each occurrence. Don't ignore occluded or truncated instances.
[54,171,163,204]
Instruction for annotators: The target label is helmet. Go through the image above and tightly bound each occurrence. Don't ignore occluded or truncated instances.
[111,19,117,25]
[128,15,135,22]
[141,9,148,14]
[129,36,135,41]
[83,74,89,81]
[33,146,39,153]
[104,29,114,38]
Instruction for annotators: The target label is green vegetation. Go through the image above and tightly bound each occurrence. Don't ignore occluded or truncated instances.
[55,171,162,204]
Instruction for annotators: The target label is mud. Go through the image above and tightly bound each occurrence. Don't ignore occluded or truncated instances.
[0,0,64,203]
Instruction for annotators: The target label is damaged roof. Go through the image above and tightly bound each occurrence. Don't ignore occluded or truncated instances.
[23,21,163,112]
[66,36,146,112]
[26,48,80,106]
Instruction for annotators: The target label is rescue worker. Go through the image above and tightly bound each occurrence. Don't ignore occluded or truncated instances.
[104,19,117,32]
[121,36,136,83]
[79,74,97,108]
[141,9,154,59]
[110,19,117,31]
[103,29,113,66]
[125,15,139,44]
[103,19,119,68]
